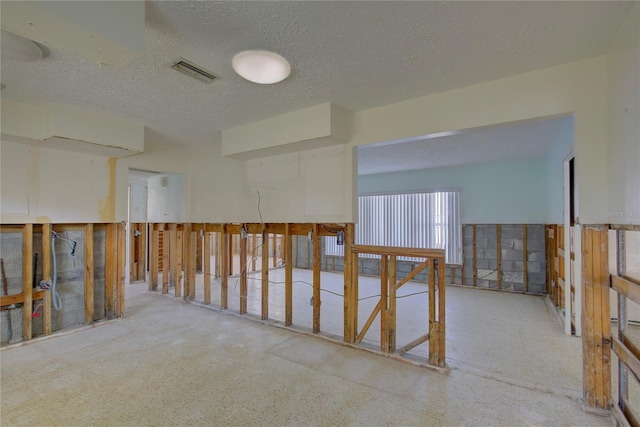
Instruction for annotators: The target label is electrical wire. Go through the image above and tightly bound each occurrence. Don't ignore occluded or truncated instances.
[320,224,345,234]
[256,189,264,226]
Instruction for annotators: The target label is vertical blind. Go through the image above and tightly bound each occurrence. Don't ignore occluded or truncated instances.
[326,191,461,264]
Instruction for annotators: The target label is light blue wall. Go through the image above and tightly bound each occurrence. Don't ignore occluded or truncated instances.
[359,158,549,224]
[359,117,575,225]
[545,118,574,224]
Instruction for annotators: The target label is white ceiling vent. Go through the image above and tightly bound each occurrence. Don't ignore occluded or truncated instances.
[171,58,220,83]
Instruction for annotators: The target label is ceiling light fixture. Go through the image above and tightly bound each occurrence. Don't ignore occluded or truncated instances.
[232,50,291,84]
[1,29,43,62]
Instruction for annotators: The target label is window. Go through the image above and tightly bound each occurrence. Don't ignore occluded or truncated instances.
[326,190,461,264]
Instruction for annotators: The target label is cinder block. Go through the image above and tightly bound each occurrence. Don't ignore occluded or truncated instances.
[503,271,524,283]
[528,282,545,294]
[527,239,545,252]
[502,282,515,291]
[501,238,515,250]
[529,272,546,285]
[478,269,497,281]
[527,261,543,274]
[476,259,490,269]
[502,249,524,262]
[528,252,546,262]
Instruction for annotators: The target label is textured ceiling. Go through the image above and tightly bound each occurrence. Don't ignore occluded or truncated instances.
[357,116,572,175]
[0,1,632,149]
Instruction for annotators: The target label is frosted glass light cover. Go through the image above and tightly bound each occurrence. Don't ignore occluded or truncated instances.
[232,50,291,84]
[1,30,43,62]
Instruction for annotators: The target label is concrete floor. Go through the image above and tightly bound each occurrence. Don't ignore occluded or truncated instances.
[1,268,618,426]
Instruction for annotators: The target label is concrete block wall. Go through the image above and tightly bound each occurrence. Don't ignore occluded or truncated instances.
[1,228,106,345]
[462,224,546,294]
[293,224,546,295]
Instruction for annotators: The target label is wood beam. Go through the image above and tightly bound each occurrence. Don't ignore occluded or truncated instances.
[221,227,229,309]
[582,226,611,409]
[523,225,528,293]
[262,230,269,320]
[204,232,211,305]
[312,224,321,333]
[162,229,170,294]
[22,224,33,340]
[389,256,397,352]
[150,227,159,291]
[380,255,389,352]
[41,223,52,335]
[239,226,248,314]
[189,230,197,300]
[105,223,117,319]
[117,223,126,317]
[175,229,183,297]
[496,225,502,289]
[285,224,293,326]
[84,223,94,324]
[472,225,477,286]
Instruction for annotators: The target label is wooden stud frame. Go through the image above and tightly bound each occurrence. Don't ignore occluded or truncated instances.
[581,226,611,410]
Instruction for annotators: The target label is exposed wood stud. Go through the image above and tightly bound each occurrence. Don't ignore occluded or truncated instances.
[270,233,275,268]
[312,224,321,334]
[380,255,389,352]
[461,226,465,286]
[162,229,170,294]
[523,225,528,293]
[285,224,293,326]
[105,223,117,319]
[196,228,203,274]
[182,224,191,300]
[344,223,354,342]
[117,223,126,317]
[427,258,437,363]
[189,230,197,300]
[496,225,502,289]
[41,223,52,336]
[84,223,94,324]
[175,229,183,297]
[150,226,159,291]
[472,225,477,286]
[582,226,611,409]
[262,229,269,320]
[228,233,234,276]
[221,227,229,309]
[204,232,211,305]
[388,255,397,352]
[251,234,257,272]
[239,226,248,314]
[22,224,33,341]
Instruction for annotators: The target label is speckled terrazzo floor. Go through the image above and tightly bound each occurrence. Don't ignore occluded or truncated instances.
[1,280,615,427]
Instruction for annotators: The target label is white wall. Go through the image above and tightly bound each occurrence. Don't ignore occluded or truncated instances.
[1,139,112,223]
[607,2,640,225]
[115,139,190,222]
[546,118,575,224]
[349,56,609,225]
[129,182,146,223]
[188,141,347,223]
[359,158,549,224]
[147,174,184,223]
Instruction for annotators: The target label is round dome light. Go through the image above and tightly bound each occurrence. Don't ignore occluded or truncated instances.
[1,30,43,62]
[232,50,291,84]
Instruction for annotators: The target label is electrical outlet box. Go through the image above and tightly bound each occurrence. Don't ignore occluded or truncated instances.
[336,230,344,245]
[241,227,248,239]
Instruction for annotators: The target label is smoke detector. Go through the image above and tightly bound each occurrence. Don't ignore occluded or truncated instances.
[171,58,220,84]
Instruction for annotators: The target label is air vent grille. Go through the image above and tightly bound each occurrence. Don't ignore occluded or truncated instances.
[171,58,220,83]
